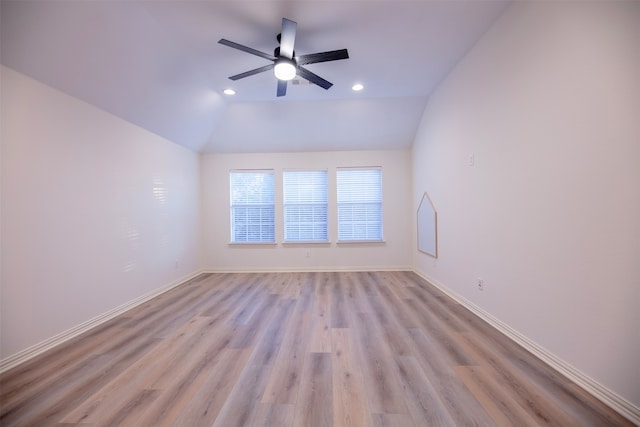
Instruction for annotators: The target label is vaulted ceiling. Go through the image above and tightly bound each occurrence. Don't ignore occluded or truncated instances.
[1,1,509,153]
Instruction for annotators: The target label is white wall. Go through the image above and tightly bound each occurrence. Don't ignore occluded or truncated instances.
[202,150,412,271]
[1,66,201,359]
[412,1,640,407]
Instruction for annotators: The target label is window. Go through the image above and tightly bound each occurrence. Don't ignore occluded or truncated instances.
[229,170,275,243]
[283,170,328,242]
[336,167,383,241]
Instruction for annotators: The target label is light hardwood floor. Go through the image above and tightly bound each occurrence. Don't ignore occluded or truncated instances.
[0,271,633,426]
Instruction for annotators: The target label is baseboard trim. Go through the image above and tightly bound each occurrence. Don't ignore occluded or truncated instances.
[201,266,413,274]
[0,270,204,374]
[413,269,640,426]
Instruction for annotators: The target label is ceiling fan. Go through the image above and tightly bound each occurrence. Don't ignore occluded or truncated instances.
[219,18,349,97]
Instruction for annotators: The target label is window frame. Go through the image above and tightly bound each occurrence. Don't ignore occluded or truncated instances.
[282,169,329,243]
[336,166,384,243]
[229,169,276,244]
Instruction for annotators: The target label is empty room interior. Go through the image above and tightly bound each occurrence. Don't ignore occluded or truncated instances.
[1,1,639,426]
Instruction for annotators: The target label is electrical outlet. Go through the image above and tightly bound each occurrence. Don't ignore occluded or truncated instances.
[477,278,484,291]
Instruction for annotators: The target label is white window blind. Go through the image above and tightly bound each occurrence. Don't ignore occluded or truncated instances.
[283,170,328,242]
[230,170,275,243]
[336,167,383,241]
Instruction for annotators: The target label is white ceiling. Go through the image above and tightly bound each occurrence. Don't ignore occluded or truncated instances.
[0,0,509,153]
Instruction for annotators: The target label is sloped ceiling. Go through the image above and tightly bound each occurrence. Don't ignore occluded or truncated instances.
[0,0,509,153]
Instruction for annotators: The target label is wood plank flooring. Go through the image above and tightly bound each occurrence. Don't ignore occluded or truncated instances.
[0,271,633,426]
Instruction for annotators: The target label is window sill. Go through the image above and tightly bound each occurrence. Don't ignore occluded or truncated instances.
[282,241,331,246]
[337,240,386,245]
[228,242,277,247]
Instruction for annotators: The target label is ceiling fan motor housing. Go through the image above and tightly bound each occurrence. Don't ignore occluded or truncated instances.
[274,46,296,59]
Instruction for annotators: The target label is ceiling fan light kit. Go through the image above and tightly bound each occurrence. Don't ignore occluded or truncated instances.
[219,18,349,97]
[274,58,297,81]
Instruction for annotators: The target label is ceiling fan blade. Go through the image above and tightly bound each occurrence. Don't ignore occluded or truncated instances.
[277,79,288,97]
[296,66,333,90]
[297,49,349,66]
[229,64,274,81]
[279,18,297,59]
[218,39,276,61]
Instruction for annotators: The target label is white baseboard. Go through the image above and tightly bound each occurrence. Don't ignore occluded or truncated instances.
[413,269,640,426]
[201,265,413,274]
[0,270,204,374]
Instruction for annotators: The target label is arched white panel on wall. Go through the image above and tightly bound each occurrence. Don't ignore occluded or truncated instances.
[417,192,437,258]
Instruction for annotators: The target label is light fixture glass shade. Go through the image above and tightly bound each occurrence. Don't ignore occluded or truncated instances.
[274,59,296,81]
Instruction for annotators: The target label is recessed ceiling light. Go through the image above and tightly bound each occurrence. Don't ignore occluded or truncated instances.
[223,88,236,96]
[352,83,364,92]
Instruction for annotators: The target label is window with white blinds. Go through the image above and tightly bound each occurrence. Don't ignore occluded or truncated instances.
[336,167,383,241]
[283,170,328,242]
[229,170,275,243]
